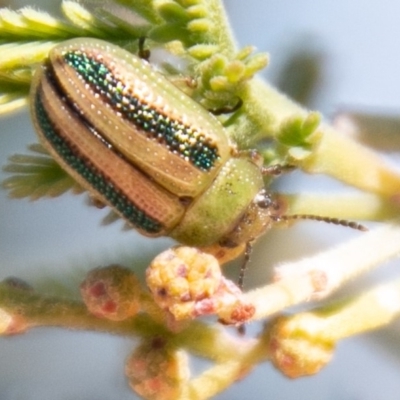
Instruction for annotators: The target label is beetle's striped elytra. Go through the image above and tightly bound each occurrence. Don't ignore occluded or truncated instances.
[46,39,232,197]
[33,76,185,235]
[30,37,282,248]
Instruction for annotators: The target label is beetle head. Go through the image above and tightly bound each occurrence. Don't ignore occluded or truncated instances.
[218,189,285,249]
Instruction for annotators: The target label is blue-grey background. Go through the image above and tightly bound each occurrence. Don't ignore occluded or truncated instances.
[1,1,400,399]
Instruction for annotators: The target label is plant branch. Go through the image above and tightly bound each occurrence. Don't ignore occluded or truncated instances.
[245,222,400,320]
[282,192,400,222]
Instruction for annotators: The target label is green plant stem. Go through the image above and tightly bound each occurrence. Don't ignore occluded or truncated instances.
[176,321,256,362]
[303,124,400,197]
[282,193,400,221]
[0,284,162,336]
[0,95,28,114]
[239,78,308,140]
[202,0,237,57]
[183,337,267,400]
[262,278,400,354]
[0,283,255,362]
[245,222,400,321]
[184,361,245,400]
[239,78,400,198]
[311,279,400,342]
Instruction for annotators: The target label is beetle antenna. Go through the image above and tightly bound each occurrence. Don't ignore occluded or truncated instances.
[238,242,253,290]
[236,242,253,335]
[278,214,368,231]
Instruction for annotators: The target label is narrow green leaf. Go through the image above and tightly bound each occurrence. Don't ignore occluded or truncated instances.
[0,7,81,40]
[0,41,57,70]
[2,145,83,200]
[157,2,190,24]
[111,0,162,24]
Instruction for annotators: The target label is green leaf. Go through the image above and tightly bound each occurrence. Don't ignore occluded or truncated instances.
[111,0,162,24]
[157,2,190,23]
[0,94,29,114]
[149,23,189,44]
[278,112,321,148]
[0,7,83,40]
[0,41,58,70]
[61,1,121,38]
[187,44,219,60]
[2,143,83,200]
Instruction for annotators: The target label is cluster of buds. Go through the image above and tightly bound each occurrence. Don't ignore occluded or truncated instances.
[79,247,254,327]
[146,246,255,325]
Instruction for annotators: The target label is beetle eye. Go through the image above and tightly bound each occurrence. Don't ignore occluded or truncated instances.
[254,189,273,209]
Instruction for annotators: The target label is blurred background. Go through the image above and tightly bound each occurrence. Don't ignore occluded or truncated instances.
[1,0,400,399]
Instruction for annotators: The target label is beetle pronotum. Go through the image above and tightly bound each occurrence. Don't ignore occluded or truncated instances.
[30,38,366,282]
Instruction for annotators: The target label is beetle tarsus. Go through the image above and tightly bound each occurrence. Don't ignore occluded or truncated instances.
[209,98,243,115]
[238,241,253,290]
[138,37,151,61]
[236,241,253,336]
[261,164,296,176]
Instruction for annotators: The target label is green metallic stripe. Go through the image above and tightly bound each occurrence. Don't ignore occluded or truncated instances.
[33,88,163,234]
[62,50,220,172]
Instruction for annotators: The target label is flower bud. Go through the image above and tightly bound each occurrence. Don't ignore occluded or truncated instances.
[0,308,28,335]
[146,246,222,320]
[267,315,334,378]
[146,246,255,325]
[125,337,189,400]
[80,264,141,321]
[2,277,33,292]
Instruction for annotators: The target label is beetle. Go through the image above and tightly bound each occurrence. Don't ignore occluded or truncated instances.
[30,38,365,273]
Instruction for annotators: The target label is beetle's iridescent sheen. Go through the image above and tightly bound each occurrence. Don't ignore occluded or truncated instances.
[30,38,278,249]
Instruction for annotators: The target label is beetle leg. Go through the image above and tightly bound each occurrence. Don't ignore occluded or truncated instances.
[238,241,253,290]
[236,241,253,336]
[199,242,246,266]
[138,37,151,61]
[261,164,296,176]
[87,194,107,209]
[208,98,243,115]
